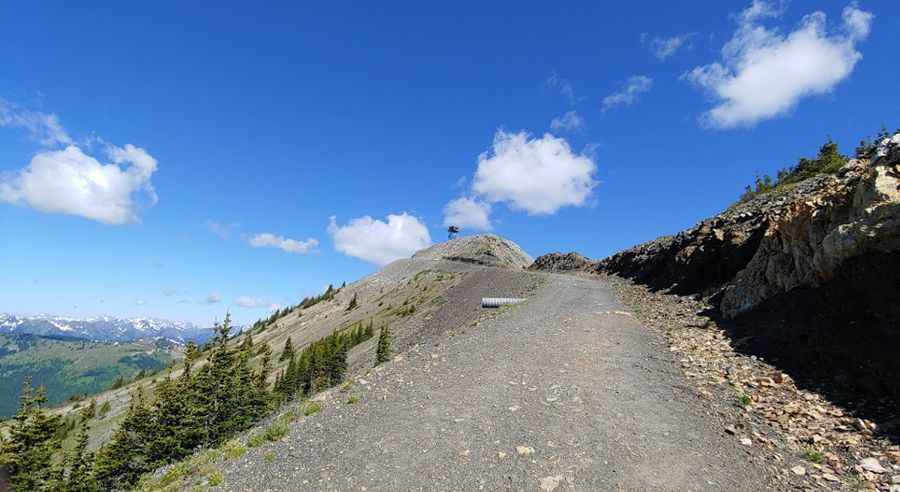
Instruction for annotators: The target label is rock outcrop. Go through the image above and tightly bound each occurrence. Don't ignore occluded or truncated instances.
[528,252,591,272]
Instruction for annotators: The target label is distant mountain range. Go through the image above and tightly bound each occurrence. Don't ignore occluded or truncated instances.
[0,313,215,344]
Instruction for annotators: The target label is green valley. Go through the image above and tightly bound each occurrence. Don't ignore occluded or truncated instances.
[0,333,176,418]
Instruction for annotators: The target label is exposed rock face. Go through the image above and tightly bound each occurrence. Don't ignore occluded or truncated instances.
[535,140,899,317]
[532,134,900,397]
[528,252,591,272]
[414,234,533,269]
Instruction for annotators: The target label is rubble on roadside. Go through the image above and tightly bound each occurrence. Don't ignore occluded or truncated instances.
[604,274,900,491]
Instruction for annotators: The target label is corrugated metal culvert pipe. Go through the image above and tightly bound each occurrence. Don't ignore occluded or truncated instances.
[481,297,526,308]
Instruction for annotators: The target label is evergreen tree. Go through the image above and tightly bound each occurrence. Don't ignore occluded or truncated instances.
[240,332,254,352]
[62,423,98,492]
[256,343,272,392]
[346,293,358,311]
[80,398,97,422]
[376,325,392,365]
[147,375,202,465]
[97,401,111,419]
[0,379,63,491]
[279,337,295,362]
[92,390,157,490]
[328,340,348,386]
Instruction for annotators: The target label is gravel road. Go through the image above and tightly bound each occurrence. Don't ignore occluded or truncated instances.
[216,271,777,491]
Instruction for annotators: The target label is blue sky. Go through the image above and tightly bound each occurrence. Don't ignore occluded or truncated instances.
[1,1,897,325]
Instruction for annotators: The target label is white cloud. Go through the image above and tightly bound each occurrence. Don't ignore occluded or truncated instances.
[135,299,146,306]
[683,1,873,129]
[0,144,159,224]
[234,295,278,310]
[205,292,221,304]
[550,110,585,133]
[546,72,577,105]
[0,99,73,147]
[647,33,695,60]
[247,233,318,254]
[442,197,492,231]
[328,213,432,266]
[602,75,653,111]
[471,130,597,215]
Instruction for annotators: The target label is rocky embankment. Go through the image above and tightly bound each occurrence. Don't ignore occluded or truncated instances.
[532,135,900,399]
[531,135,900,489]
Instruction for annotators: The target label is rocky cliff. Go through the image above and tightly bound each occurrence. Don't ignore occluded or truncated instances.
[532,134,900,397]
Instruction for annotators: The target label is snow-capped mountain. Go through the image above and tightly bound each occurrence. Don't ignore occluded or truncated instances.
[0,313,215,344]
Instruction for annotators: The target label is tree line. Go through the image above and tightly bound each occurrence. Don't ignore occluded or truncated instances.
[0,312,393,491]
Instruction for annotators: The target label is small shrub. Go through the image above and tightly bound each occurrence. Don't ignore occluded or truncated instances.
[207,470,224,487]
[263,451,276,463]
[159,461,190,487]
[191,448,221,466]
[222,439,247,459]
[280,408,299,422]
[803,450,825,464]
[263,421,290,441]
[346,395,360,405]
[735,393,751,407]
[248,433,266,448]
[303,401,322,416]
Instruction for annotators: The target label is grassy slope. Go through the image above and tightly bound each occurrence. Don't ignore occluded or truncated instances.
[35,266,465,455]
[0,333,176,418]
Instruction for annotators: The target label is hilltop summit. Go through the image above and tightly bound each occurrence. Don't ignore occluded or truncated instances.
[412,234,532,269]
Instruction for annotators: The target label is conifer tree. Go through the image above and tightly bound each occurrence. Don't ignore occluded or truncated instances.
[0,379,63,491]
[279,337,295,362]
[92,390,157,490]
[63,423,98,492]
[256,343,272,392]
[376,325,392,365]
[240,332,253,352]
[328,341,348,385]
[97,401,111,419]
[346,293,358,311]
[80,398,97,422]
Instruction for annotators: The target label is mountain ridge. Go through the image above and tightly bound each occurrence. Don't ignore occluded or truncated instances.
[0,313,214,345]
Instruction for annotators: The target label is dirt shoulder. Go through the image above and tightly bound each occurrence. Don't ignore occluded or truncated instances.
[603,273,900,491]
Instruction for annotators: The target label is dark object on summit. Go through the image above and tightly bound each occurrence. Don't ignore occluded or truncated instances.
[447,225,460,239]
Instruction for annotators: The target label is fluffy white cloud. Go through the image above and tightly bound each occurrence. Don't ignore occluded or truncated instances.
[0,99,72,147]
[683,1,873,129]
[234,296,277,309]
[0,144,158,224]
[205,292,222,304]
[647,33,695,60]
[602,75,653,111]
[328,213,432,266]
[442,197,492,231]
[471,130,596,215]
[247,233,318,254]
[550,110,585,133]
